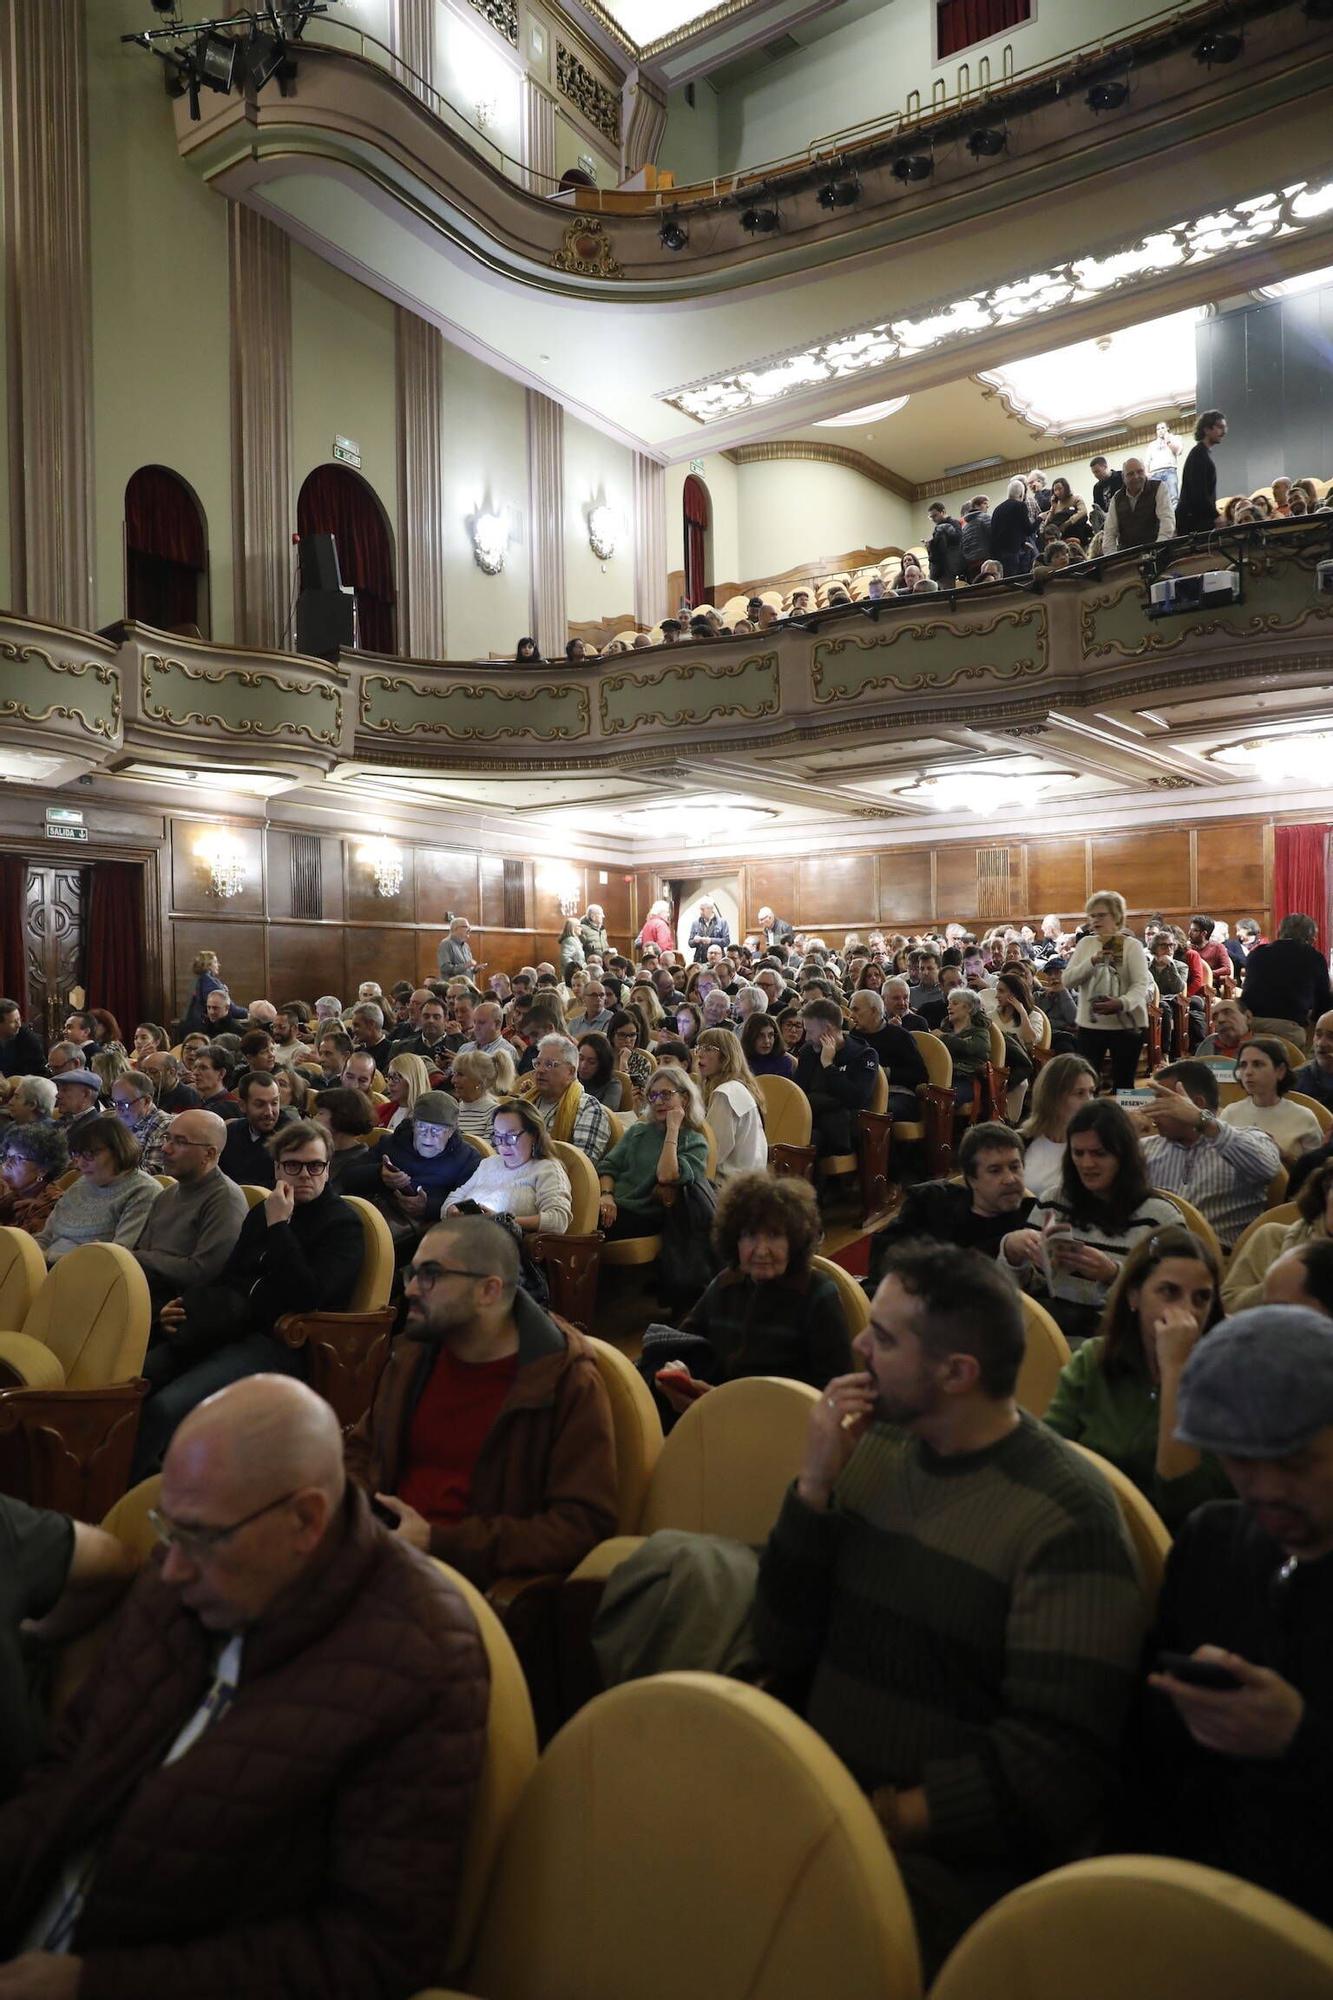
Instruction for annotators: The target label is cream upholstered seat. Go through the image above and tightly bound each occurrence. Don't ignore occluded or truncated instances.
[1288,1088,1333,1135]
[810,1251,870,1338]
[459,1130,495,1159]
[101,1470,163,1557]
[240,1182,269,1208]
[411,1672,922,2000]
[549,1139,598,1234]
[1067,1441,1171,1608]
[0,1227,46,1330]
[1153,1189,1224,1265]
[928,1854,1333,2000]
[1224,1200,1301,1279]
[755,1073,815,1179]
[1016,1294,1071,1420]
[898,1031,955,1178]
[0,1242,151,1391]
[539,1139,603,1327]
[430,1559,539,1977]
[570,1374,819,1586]
[583,1335,663,1534]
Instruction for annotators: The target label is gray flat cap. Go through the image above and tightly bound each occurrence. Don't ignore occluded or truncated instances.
[1175,1305,1333,1458]
[412,1091,459,1129]
[54,1069,102,1093]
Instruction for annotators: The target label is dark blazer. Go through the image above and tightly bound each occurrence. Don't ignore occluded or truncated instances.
[179,1183,365,1352]
[688,916,732,963]
[0,1026,46,1080]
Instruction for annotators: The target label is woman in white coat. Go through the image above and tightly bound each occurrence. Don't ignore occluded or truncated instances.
[1062,889,1152,1092]
[695,1028,767,1180]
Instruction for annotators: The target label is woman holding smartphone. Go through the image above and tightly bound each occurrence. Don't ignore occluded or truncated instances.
[1003,1098,1179,1343]
[1063,889,1151,1091]
[1043,1226,1232,1528]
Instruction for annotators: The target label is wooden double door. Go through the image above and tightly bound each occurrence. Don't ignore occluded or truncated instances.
[24,864,87,1043]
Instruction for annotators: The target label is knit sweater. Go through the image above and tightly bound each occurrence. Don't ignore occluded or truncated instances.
[1043,1338,1232,1530]
[447,1154,572,1236]
[599,1121,708,1214]
[35,1170,162,1263]
[132,1169,249,1296]
[754,1413,1145,1863]
[680,1268,851,1390]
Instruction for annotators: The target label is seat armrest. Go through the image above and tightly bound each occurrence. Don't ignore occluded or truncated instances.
[535,1231,602,1331]
[0,1380,148,1520]
[0,1331,68,1392]
[568,1534,646,1584]
[275,1309,395,1435]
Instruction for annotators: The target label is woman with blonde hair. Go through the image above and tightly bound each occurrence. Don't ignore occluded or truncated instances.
[597,1063,709,1240]
[1019,1052,1099,1196]
[450,1049,502,1138]
[628,981,664,1028]
[694,1027,767,1180]
[378,1051,434,1131]
[1062,889,1151,1091]
[92,1047,132,1096]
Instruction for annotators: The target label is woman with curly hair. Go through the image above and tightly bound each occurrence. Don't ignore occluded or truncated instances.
[0,1119,71,1235]
[646,1171,852,1424]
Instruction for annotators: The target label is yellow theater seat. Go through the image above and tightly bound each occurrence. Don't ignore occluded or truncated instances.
[276,1194,396,1433]
[756,1072,815,1179]
[0,1227,46,1329]
[1016,1294,1071,1420]
[583,1335,663,1534]
[459,1130,495,1158]
[1068,1441,1171,1608]
[810,1251,870,1339]
[928,1855,1333,2000]
[0,1242,151,1392]
[540,1140,602,1328]
[240,1183,269,1207]
[413,1673,922,2000]
[570,1374,819,1587]
[1153,1190,1224,1265]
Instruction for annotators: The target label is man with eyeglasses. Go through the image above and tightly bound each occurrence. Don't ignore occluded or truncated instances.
[1135,1305,1333,1928]
[110,1071,173,1178]
[0,1375,488,1994]
[346,1214,616,1587]
[131,1120,365,1480]
[132,1111,248,1322]
[520,1034,611,1165]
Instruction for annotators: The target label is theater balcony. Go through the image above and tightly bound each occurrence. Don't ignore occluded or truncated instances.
[167,0,1333,457]
[4,523,1331,855]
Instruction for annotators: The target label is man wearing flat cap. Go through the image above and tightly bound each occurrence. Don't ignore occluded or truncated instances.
[1134,1304,1333,1923]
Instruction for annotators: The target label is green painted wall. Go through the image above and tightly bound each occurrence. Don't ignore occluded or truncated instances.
[86,0,233,635]
[290,241,400,581]
[659,80,720,190]
[736,460,915,580]
[564,413,634,625]
[441,343,531,659]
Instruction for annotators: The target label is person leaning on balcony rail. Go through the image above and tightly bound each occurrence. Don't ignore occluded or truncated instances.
[1101,456,1176,554]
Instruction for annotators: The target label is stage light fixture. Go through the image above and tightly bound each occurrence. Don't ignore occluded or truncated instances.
[194,29,237,91]
[1086,78,1129,112]
[659,215,688,251]
[967,126,1006,158]
[817,177,860,209]
[740,205,780,234]
[243,27,289,89]
[891,152,933,184]
[1193,30,1243,64]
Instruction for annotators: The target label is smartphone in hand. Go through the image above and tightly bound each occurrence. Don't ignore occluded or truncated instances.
[1155,1651,1243,1691]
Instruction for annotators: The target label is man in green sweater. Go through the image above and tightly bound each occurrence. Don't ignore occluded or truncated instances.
[754,1242,1146,1977]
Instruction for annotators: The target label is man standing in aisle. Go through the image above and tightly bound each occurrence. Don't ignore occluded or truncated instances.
[1175,411,1227,535]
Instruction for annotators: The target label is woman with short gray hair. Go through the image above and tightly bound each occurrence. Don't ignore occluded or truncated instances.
[7,1075,57,1124]
[1063,890,1151,1090]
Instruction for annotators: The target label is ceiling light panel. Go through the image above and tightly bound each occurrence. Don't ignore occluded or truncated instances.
[977,307,1202,433]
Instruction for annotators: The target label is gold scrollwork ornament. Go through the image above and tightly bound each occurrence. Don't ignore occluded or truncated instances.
[550,217,623,280]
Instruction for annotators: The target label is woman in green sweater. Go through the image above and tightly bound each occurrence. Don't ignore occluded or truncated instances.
[596,1062,708,1238]
[1043,1225,1232,1529]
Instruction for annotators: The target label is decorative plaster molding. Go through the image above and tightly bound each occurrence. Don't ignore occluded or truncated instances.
[724,442,915,503]
[0,646,120,740]
[598,652,779,736]
[141,657,342,746]
[527,390,567,657]
[360,671,590,741]
[660,175,1333,423]
[811,606,1047,707]
[549,215,623,278]
[464,0,518,48]
[556,42,621,144]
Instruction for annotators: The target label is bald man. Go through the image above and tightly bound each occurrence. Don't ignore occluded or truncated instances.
[133,1109,249,1316]
[0,1377,488,1996]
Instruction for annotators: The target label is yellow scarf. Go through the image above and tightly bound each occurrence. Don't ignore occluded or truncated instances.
[518,1074,582,1143]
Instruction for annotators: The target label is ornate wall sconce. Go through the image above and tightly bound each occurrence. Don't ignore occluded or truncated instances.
[198,833,247,899]
[359,837,404,898]
[472,510,510,574]
[587,503,619,560]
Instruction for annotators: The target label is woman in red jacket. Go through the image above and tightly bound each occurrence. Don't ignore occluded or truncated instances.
[636,899,675,954]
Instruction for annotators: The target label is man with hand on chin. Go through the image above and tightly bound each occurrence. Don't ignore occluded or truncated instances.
[1134,1062,1280,1250]
[1136,1304,1333,1926]
[754,1242,1144,1980]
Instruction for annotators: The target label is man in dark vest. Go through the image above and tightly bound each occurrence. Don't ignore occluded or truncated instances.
[1101,457,1176,555]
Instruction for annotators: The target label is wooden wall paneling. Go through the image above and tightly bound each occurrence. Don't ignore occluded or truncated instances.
[877,848,932,925]
[1090,831,1192,913]
[267,830,295,922]
[478,855,507,929]
[531,861,587,936]
[745,859,798,931]
[417,932,444,986]
[797,853,877,926]
[1197,821,1266,917]
[346,842,417,926]
[347,926,418,991]
[597,867,633,939]
[169,820,264,919]
[1025,839,1089,919]
[416,849,482,928]
[170,919,267,1016]
[267,924,347,1009]
[934,845,980,925]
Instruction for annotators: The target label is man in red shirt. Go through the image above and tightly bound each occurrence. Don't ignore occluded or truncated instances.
[344,1215,617,1587]
[1190,916,1235,990]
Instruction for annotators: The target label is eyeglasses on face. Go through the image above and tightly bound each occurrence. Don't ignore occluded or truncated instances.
[149,1488,298,1560]
[493,1130,528,1147]
[278,1157,328,1177]
[406,1261,493,1290]
[646,1089,680,1104]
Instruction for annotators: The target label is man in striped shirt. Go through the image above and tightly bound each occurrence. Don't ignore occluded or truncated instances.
[1134,1064,1281,1250]
[755,1243,1145,1978]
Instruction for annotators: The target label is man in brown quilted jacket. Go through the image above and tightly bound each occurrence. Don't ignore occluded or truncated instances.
[0,1376,488,2000]
[347,1213,618,1586]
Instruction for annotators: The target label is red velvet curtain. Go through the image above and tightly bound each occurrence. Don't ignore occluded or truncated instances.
[297,466,396,653]
[86,863,144,1042]
[1273,824,1330,944]
[125,466,206,633]
[937,0,1031,59]
[683,475,710,608]
[0,856,28,1018]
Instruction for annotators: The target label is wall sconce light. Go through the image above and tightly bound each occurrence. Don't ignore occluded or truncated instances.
[198,833,247,900]
[472,509,510,574]
[587,504,619,560]
[359,836,404,898]
[474,88,498,126]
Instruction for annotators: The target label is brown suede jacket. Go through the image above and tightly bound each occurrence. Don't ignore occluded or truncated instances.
[0,1487,487,2000]
[345,1291,619,1587]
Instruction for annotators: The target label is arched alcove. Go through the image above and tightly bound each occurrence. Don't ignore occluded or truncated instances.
[296,464,397,653]
[124,465,209,634]
[683,473,711,607]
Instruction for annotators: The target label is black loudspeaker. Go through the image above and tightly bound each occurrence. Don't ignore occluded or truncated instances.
[298,531,343,593]
[296,585,356,660]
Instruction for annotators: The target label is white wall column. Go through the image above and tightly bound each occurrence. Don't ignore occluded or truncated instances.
[0,0,94,627]
[525,388,566,657]
[229,203,293,651]
[620,69,667,179]
[389,0,435,99]
[395,307,447,659]
[632,452,668,629]
[522,78,558,193]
